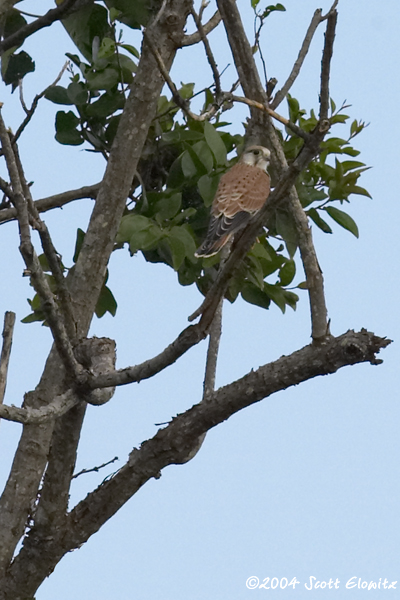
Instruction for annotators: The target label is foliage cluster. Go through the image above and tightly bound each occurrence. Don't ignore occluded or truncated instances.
[1,1,370,322]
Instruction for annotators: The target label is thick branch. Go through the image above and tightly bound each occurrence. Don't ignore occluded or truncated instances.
[4,329,390,596]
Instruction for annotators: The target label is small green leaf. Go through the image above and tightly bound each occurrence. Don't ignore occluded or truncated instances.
[241,282,271,309]
[2,51,35,88]
[279,259,296,286]
[324,206,359,237]
[204,120,227,166]
[45,86,73,105]
[55,111,83,145]
[95,284,117,318]
[155,193,182,220]
[116,214,152,244]
[307,208,333,234]
[348,185,372,198]
[198,174,219,206]
[86,67,119,91]
[86,91,125,117]
[119,43,140,58]
[67,81,88,105]
[97,37,116,60]
[264,283,286,312]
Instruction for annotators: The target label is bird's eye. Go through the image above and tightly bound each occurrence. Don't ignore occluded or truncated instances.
[253,149,260,155]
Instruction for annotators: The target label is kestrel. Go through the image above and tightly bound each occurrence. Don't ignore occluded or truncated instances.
[195,145,271,258]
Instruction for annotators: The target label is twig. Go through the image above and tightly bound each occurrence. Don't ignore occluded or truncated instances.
[12,61,69,146]
[0,182,101,225]
[271,0,338,110]
[190,8,221,96]
[0,111,84,382]
[230,94,310,140]
[319,10,338,121]
[181,10,221,47]
[0,0,81,53]
[0,312,15,405]
[72,457,119,480]
[18,81,29,115]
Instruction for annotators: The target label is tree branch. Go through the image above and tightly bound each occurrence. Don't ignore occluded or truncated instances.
[180,10,221,46]
[190,7,221,96]
[0,311,15,405]
[4,329,390,595]
[0,182,101,225]
[0,0,82,54]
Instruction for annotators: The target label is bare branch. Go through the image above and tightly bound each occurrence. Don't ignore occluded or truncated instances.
[271,9,324,110]
[0,111,84,382]
[190,8,221,96]
[12,142,78,341]
[5,329,389,593]
[0,390,78,425]
[0,0,82,54]
[230,94,310,140]
[0,182,100,225]
[319,9,338,121]
[72,457,119,480]
[0,312,15,405]
[12,61,69,145]
[181,10,221,46]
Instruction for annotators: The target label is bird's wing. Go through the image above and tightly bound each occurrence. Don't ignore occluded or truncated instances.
[212,162,270,218]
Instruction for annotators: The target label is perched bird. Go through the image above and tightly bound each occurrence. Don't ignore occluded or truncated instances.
[195,145,271,258]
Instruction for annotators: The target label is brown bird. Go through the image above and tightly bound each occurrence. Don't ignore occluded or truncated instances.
[195,145,271,258]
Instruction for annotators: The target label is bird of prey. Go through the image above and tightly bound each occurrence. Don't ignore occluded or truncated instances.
[195,145,271,258]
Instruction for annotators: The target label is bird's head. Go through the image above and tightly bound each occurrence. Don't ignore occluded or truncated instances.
[240,145,271,172]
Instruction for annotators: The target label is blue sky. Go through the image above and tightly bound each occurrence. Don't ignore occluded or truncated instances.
[0,1,399,598]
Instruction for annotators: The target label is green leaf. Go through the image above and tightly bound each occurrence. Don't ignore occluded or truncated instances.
[2,51,35,88]
[97,37,116,60]
[61,3,110,62]
[3,9,27,38]
[191,140,214,173]
[104,0,151,29]
[279,259,296,286]
[241,282,271,309]
[95,284,117,318]
[55,111,83,146]
[251,0,261,8]
[348,185,372,198]
[73,228,86,262]
[204,120,227,165]
[155,193,182,220]
[198,174,219,206]
[130,225,163,253]
[275,209,298,256]
[86,91,125,117]
[67,81,88,105]
[119,43,140,59]
[181,151,198,178]
[307,208,333,234]
[116,214,152,244]
[282,289,299,311]
[169,226,196,258]
[45,86,73,105]
[264,283,286,312]
[86,67,120,91]
[324,206,359,237]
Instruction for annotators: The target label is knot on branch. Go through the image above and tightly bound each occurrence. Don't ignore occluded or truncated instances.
[318,118,331,133]
[75,337,116,405]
